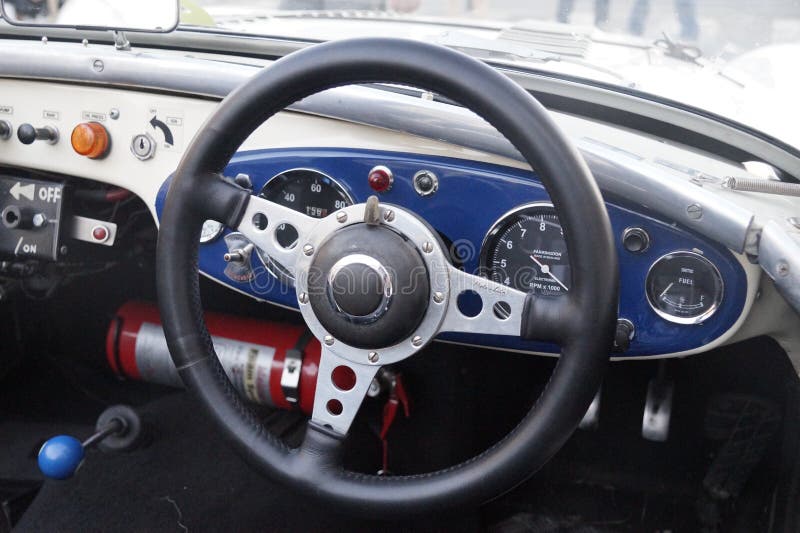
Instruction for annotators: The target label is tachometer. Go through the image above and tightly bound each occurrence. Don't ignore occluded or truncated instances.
[480,203,571,296]
[257,168,353,283]
[646,251,723,324]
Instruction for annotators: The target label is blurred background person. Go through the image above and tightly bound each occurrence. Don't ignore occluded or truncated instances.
[628,0,699,41]
[556,0,610,28]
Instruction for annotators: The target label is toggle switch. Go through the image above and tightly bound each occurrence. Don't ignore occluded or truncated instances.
[17,123,59,145]
[0,120,11,140]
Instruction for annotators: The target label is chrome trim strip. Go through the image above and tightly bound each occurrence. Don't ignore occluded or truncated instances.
[758,220,800,313]
[0,40,757,254]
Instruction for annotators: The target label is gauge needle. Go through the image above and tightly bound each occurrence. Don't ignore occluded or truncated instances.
[659,282,674,301]
[529,255,569,292]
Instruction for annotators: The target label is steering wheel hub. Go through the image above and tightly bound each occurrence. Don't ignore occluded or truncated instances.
[306,221,431,349]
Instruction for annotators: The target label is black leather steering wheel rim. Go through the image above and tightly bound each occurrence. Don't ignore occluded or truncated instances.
[156,37,618,515]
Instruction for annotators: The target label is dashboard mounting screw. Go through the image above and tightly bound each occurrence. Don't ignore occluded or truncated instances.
[412,336,423,347]
[776,262,790,277]
[422,242,433,254]
[686,203,703,220]
[92,59,104,73]
[383,209,395,223]
[368,351,380,363]
[303,244,314,256]
[298,292,308,304]
[324,335,334,346]
[336,211,348,223]
[109,108,120,120]
[433,291,444,304]
[82,39,89,47]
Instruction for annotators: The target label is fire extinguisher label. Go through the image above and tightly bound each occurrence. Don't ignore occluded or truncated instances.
[135,322,277,406]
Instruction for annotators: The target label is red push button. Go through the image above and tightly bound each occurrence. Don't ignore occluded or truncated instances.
[92,225,109,242]
[368,166,393,193]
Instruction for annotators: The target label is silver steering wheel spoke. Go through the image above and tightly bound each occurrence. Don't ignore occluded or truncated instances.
[439,266,527,337]
[311,346,381,436]
[235,194,319,279]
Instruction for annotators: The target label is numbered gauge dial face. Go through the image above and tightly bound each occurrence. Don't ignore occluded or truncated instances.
[646,251,724,324]
[258,169,354,283]
[480,204,571,296]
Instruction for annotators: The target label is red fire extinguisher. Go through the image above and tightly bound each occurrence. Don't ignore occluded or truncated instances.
[105,301,320,414]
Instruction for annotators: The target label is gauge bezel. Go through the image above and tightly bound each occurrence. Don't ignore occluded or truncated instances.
[479,201,563,283]
[645,250,724,325]
[258,168,355,283]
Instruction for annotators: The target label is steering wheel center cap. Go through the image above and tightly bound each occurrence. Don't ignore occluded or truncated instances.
[305,223,430,349]
[327,254,393,320]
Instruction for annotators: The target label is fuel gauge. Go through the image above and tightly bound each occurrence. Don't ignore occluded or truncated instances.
[646,251,723,324]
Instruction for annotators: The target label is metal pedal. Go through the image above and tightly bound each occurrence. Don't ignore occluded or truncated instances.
[642,363,673,442]
[579,387,602,430]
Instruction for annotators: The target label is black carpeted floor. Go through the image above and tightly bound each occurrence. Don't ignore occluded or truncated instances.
[12,391,479,532]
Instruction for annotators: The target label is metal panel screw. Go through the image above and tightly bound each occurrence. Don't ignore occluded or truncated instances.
[422,242,433,253]
[368,351,380,363]
[92,59,104,72]
[303,244,314,256]
[383,210,395,222]
[298,292,308,304]
[336,211,348,223]
[433,292,444,304]
[109,108,120,120]
[776,262,790,277]
[686,204,703,220]
[412,336,423,347]
[324,335,334,346]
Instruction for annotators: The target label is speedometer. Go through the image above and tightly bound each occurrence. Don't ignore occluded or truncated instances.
[479,203,571,296]
[257,168,353,283]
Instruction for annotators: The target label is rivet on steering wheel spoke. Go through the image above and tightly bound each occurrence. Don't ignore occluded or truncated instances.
[421,242,433,254]
[324,335,334,346]
[433,291,444,304]
[303,244,315,256]
[368,351,380,363]
[336,211,348,223]
[298,292,309,304]
[411,335,423,347]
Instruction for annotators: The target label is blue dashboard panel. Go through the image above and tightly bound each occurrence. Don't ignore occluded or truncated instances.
[156,147,748,358]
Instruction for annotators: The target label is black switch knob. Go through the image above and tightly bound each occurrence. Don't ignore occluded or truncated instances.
[622,227,650,253]
[0,120,11,140]
[17,123,59,145]
[613,319,635,353]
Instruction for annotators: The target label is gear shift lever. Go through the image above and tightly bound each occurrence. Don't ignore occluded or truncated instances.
[38,405,143,480]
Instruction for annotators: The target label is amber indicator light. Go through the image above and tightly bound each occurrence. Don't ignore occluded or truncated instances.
[71,122,110,159]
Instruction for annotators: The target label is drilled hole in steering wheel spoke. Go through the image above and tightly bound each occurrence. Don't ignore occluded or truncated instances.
[251,212,268,231]
[456,290,482,318]
[493,301,512,320]
[331,365,357,391]
[275,223,299,249]
[326,399,343,416]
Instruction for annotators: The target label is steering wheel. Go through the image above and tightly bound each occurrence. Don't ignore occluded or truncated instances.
[157,37,618,515]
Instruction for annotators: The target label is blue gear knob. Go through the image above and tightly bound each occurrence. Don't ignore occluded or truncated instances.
[38,435,85,480]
